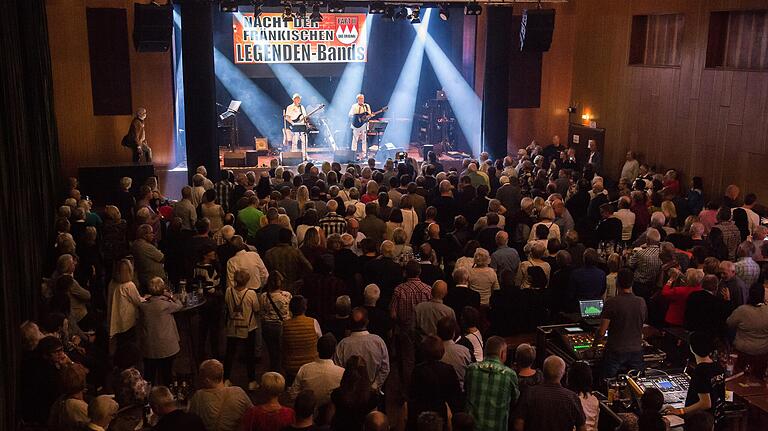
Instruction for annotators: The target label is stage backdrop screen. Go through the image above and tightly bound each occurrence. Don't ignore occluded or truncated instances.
[233,13,368,64]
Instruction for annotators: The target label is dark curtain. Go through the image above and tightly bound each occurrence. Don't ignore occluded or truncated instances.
[0,0,62,428]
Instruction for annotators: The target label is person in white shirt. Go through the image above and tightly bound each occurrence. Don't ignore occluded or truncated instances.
[226,236,268,290]
[333,307,390,390]
[188,359,253,431]
[107,259,145,347]
[223,270,262,389]
[85,395,119,431]
[739,193,761,234]
[348,93,371,155]
[284,93,308,155]
[620,151,640,183]
[289,333,345,405]
[613,196,636,241]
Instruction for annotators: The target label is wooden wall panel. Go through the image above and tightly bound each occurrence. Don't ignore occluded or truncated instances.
[47,0,174,176]
[569,0,768,200]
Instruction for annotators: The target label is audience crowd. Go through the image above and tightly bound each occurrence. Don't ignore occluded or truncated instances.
[19,142,768,431]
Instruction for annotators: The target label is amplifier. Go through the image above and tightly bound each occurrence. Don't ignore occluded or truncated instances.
[245,150,259,166]
[627,373,690,409]
[281,151,304,166]
[254,137,269,155]
[223,152,245,167]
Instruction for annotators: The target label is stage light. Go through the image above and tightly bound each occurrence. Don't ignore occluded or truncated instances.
[220,0,238,13]
[310,3,322,22]
[381,9,432,148]
[395,5,409,20]
[369,2,386,15]
[465,1,482,16]
[283,5,294,21]
[252,1,263,18]
[328,1,345,13]
[439,3,450,21]
[409,6,421,24]
[297,4,307,19]
[383,5,396,21]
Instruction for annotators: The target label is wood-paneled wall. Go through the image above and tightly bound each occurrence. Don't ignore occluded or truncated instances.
[570,0,768,199]
[47,0,174,176]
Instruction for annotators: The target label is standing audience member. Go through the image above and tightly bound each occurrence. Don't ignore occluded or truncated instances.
[260,271,292,373]
[289,333,345,406]
[223,269,261,390]
[188,359,253,431]
[514,355,586,431]
[568,362,599,431]
[330,356,381,430]
[415,280,456,336]
[150,386,207,431]
[48,362,89,430]
[465,336,519,431]
[240,372,295,431]
[333,307,390,391]
[137,277,182,385]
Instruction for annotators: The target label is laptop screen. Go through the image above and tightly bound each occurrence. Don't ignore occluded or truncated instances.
[579,300,604,318]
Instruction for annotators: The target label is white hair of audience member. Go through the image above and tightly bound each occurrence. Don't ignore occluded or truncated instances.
[89,395,119,425]
[499,175,509,185]
[453,267,469,284]
[685,268,705,286]
[20,320,43,351]
[650,211,666,226]
[646,227,661,243]
[335,295,352,316]
[591,175,604,186]
[147,277,166,295]
[436,172,447,182]
[439,180,452,194]
[521,197,534,212]
[380,240,396,258]
[136,223,154,238]
[120,176,133,189]
[136,206,151,221]
[56,253,76,274]
[341,233,355,248]
[220,225,235,241]
[196,165,208,176]
[543,355,566,382]
[327,199,339,212]
[64,197,78,208]
[363,284,381,306]
[473,248,491,267]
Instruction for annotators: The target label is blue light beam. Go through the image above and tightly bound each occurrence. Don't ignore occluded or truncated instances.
[213,48,284,145]
[380,9,432,148]
[423,30,482,155]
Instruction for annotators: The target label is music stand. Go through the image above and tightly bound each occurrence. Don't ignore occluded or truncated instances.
[288,122,309,161]
[218,100,241,151]
[369,121,388,147]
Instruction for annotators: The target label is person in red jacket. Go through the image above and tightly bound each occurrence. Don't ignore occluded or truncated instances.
[661,268,704,326]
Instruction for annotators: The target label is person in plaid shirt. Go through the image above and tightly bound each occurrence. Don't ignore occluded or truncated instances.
[734,241,761,289]
[712,207,742,260]
[319,200,347,237]
[465,336,519,431]
[628,228,663,299]
[215,170,234,213]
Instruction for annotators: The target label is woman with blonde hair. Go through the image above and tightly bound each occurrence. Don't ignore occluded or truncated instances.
[469,248,500,305]
[108,259,144,349]
[362,180,379,203]
[48,363,89,430]
[529,205,561,241]
[604,253,621,298]
[297,185,310,216]
[240,372,295,430]
[661,200,678,232]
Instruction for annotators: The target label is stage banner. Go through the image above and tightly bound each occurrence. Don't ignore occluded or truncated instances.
[233,13,368,64]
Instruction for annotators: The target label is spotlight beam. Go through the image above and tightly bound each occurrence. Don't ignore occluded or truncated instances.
[213,48,284,146]
[423,30,482,155]
[380,9,432,148]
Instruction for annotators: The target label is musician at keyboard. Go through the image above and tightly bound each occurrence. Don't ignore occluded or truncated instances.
[348,93,371,156]
[284,93,307,153]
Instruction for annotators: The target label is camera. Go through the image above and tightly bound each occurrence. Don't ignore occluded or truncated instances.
[395,151,407,161]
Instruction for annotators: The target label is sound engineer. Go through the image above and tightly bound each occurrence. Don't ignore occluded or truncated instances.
[592,268,648,377]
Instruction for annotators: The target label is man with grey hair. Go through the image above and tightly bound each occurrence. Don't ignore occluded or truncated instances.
[734,241,760,290]
[415,280,456,336]
[363,284,392,339]
[125,107,152,163]
[319,199,347,237]
[191,173,207,206]
[363,240,405,310]
[188,359,253,431]
[720,259,749,307]
[628,227,663,299]
[86,395,119,431]
[196,165,214,190]
[131,224,166,289]
[491,230,520,276]
[514,355,586,431]
[174,186,197,230]
[150,386,206,430]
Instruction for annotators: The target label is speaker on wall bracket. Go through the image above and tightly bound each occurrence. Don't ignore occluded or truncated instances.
[133,3,173,52]
[520,8,555,52]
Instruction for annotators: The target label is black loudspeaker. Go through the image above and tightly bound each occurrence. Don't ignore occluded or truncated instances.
[422,144,434,161]
[245,151,259,166]
[333,150,357,163]
[520,9,555,52]
[281,151,304,166]
[133,3,173,52]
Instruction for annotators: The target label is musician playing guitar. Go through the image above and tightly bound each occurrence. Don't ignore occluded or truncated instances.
[284,93,307,153]
[348,93,373,156]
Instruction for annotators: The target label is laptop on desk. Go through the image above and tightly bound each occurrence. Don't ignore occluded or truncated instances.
[579,299,604,326]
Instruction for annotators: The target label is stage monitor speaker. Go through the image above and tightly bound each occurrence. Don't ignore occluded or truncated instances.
[254,137,269,155]
[281,151,304,166]
[245,150,259,166]
[223,152,245,167]
[520,9,555,52]
[133,3,173,52]
[333,150,357,164]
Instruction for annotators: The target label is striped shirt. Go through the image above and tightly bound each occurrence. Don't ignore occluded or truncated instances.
[628,245,662,284]
[465,357,520,431]
[319,212,347,237]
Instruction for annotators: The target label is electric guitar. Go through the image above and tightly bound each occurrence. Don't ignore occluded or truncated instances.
[352,105,388,128]
[285,104,325,125]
